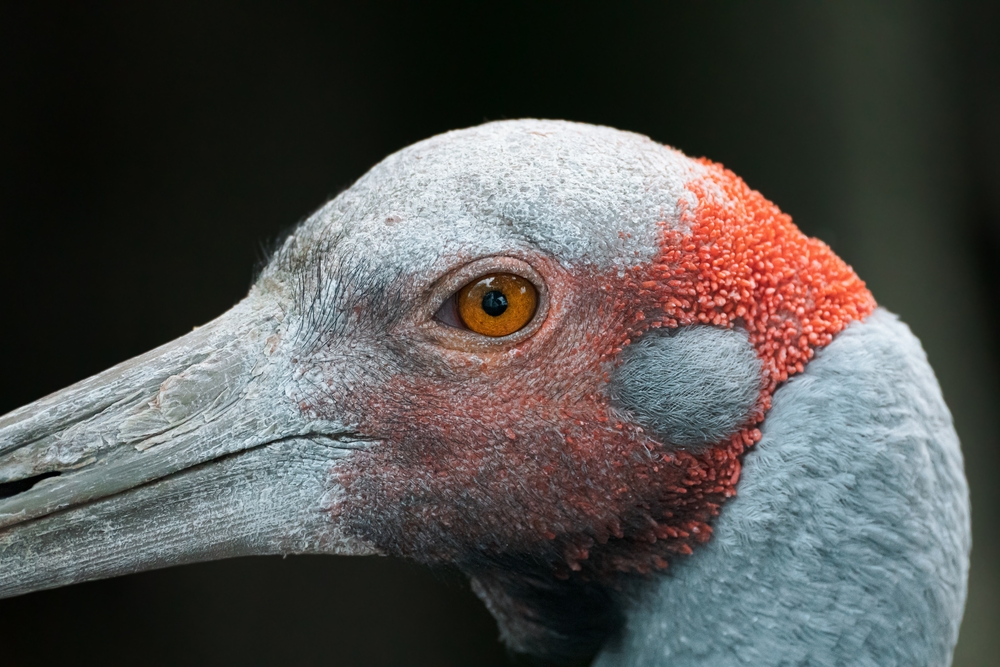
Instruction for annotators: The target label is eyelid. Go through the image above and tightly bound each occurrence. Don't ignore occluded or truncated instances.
[433,293,463,329]
[420,256,550,350]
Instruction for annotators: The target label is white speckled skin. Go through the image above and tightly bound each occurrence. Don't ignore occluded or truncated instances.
[595,309,970,667]
[0,120,970,666]
[274,120,701,281]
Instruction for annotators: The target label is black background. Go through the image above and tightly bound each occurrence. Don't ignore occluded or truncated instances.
[1,3,998,665]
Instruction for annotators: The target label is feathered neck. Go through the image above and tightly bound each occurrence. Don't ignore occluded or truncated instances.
[593,309,969,666]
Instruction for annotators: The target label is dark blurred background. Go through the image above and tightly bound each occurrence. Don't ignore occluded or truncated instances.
[1,2,997,665]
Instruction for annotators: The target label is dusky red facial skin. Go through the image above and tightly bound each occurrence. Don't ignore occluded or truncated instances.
[323,159,876,581]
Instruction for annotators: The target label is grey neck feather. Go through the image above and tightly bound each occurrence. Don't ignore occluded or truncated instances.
[594,308,970,667]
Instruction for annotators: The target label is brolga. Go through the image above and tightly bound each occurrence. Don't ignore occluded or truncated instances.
[0,120,970,666]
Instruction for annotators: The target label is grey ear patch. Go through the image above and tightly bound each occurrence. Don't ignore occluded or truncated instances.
[608,326,763,450]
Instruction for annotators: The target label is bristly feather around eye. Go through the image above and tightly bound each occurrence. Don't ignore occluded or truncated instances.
[269,234,405,355]
[251,222,300,287]
[253,180,360,286]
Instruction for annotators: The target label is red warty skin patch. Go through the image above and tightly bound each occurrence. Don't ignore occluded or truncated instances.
[331,159,876,580]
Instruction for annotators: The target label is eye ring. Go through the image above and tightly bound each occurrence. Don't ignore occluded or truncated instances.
[423,256,549,348]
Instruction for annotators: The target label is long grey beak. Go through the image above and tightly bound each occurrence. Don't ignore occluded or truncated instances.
[0,294,375,599]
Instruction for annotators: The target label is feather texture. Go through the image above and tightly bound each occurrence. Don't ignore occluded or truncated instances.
[595,309,970,667]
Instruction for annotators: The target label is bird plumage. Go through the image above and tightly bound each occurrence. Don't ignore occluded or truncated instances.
[595,309,969,666]
[0,119,969,666]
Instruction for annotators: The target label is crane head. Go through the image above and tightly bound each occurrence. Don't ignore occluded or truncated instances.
[0,120,876,659]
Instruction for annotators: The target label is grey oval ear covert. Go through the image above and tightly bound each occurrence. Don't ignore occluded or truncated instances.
[608,326,763,450]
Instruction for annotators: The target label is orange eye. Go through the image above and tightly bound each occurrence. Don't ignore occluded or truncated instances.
[456,273,538,337]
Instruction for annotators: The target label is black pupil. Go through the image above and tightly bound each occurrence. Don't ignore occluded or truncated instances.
[481,290,508,317]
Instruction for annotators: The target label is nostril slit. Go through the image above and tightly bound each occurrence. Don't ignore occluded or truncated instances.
[0,471,62,500]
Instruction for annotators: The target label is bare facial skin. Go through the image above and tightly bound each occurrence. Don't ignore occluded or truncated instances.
[1,120,712,612]
[3,120,957,667]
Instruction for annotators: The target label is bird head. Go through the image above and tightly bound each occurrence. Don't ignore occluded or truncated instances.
[0,120,875,659]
